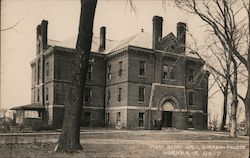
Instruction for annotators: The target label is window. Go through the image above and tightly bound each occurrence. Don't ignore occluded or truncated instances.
[139,61,146,76]
[163,65,175,80]
[32,67,36,82]
[116,112,121,125]
[188,115,193,128]
[45,87,49,101]
[46,62,49,77]
[106,113,110,125]
[34,68,36,82]
[85,88,92,103]
[87,65,93,80]
[188,92,194,105]
[33,90,36,102]
[118,61,122,77]
[37,89,40,102]
[138,87,145,102]
[188,69,194,82]
[118,87,122,102]
[169,66,175,79]
[107,65,112,80]
[163,65,168,79]
[107,90,111,104]
[37,59,41,82]
[138,113,144,127]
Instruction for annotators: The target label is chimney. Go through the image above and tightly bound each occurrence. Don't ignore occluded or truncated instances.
[41,20,48,49]
[99,26,106,51]
[152,15,163,50]
[177,22,186,53]
[36,25,41,55]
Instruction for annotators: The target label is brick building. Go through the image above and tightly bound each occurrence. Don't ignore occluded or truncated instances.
[13,15,209,130]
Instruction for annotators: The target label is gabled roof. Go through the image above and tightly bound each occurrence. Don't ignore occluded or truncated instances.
[109,31,152,52]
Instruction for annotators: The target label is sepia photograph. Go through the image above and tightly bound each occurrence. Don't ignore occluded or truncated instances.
[0,0,249,157]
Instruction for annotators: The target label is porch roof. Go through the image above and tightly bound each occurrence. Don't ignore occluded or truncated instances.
[10,103,45,111]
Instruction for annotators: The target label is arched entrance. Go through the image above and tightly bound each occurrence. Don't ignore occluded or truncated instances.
[161,100,175,127]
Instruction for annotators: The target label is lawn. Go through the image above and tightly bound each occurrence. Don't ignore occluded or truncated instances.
[0,129,248,158]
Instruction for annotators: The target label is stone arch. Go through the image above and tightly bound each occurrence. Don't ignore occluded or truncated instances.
[157,95,179,111]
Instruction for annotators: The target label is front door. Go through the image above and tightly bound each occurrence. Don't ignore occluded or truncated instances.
[162,111,172,127]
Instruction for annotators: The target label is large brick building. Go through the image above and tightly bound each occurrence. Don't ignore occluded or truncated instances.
[13,15,209,130]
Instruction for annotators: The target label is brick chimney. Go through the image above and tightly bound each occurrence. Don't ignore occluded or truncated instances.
[177,22,186,53]
[41,20,48,49]
[99,26,106,52]
[36,25,41,55]
[152,16,163,50]
[36,20,48,55]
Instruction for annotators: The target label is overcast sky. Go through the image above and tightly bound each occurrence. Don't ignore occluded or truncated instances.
[1,0,246,123]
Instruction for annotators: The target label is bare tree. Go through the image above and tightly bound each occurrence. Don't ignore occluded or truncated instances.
[0,108,8,118]
[174,0,249,137]
[55,0,98,152]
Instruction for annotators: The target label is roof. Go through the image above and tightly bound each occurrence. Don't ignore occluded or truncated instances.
[109,31,152,52]
[48,36,120,54]
[10,103,45,111]
[48,31,200,59]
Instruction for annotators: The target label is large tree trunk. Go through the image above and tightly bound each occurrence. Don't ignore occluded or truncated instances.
[229,58,238,137]
[245,46,250,136]
[222,60,230,131]
[55,0,97,152]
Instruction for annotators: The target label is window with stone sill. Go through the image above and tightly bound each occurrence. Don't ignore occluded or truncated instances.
[118,87,122,102]
[188,92,194,105]
[138,86,145,102]
[84,88,92,103]
[107,90,111,104]
[45,87,49,101]
[87,65,93,80]
[139,61,146,76]
[106,113,110,125]
[37,89,40,102]
[163,65,176,80]
[107,64,112,80]
[118,61,123,77]
[116,112,121,125]
[188,69,194,82]
[46,62,49,77]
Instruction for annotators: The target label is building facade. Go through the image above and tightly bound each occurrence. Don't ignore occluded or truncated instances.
[26,15,209,130]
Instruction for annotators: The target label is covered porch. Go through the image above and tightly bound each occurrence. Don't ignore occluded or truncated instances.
[10,103,45,126]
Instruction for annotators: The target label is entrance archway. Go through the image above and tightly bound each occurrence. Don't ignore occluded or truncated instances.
[161,100,175,127]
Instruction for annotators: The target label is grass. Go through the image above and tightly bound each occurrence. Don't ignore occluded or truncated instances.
[0,129,248,158]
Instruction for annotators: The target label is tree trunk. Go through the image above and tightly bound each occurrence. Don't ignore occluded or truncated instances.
[229,99,238,137]
[245,88,250,136]
[245,45,250,136]
[222,60,230,131]
[55,0,97,152]
[229,57,238,137]
[221,89,228,131]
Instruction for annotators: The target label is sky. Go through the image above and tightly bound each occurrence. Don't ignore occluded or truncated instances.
[1,0,246,124]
